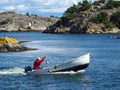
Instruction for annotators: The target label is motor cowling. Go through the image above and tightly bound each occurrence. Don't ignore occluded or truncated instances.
[24,66,32,72]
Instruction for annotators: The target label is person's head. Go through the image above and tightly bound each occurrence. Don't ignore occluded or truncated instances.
[37,57,40,59]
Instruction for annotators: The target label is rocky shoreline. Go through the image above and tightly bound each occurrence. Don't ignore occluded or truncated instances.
[0,36,37,52]
[0,43,37,52]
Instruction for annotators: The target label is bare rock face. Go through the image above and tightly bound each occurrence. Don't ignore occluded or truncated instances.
[0,11,59,32]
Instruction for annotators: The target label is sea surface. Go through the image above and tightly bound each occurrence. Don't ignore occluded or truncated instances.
[0,32,120,90]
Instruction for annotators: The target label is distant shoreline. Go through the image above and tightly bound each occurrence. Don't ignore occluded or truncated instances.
[0,30,120,34]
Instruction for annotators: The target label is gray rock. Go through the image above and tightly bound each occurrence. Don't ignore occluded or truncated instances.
[0,11,59,32]
[0,43,37,52]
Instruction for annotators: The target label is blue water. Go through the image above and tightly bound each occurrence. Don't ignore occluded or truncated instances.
[0,32,120,90]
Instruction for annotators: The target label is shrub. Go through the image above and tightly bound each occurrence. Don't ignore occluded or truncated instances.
[26,12,30,16]
[104,20,115,29]
[104,0,120,9]
[80,0,91,11]
[93,0,106,5]
[90,12,108,23]
[56,16,69,27]
[98,0,106,3]
[110,11,120,29]
[65,4,77,14]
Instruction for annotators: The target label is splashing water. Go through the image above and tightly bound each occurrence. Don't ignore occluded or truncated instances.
[0,66,85,76]
[0,67,26,76]
[51,70,85,75]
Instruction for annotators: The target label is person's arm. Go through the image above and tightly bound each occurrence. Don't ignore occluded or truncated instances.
[40,56,46,63]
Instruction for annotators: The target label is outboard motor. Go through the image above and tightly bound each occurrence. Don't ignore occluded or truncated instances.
[24,66,32,72]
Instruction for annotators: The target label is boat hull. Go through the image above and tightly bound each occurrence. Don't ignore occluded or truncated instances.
[55,63,89,72]
[26,53,90,75]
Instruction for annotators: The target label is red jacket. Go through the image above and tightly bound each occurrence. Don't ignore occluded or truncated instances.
[33,58,45,70]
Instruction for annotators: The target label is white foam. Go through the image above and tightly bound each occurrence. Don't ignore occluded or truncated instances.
[0,67,26,76]
[51,70,85,75]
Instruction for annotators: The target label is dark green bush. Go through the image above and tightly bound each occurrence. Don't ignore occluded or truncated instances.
[65,4,77,14]
[98,0,106,3]
[90,11,115,29]
[104,0,120,9]
[80,0,91,11]
[110,11,120,29]
[90,12,108,23]
[93,0,106,5]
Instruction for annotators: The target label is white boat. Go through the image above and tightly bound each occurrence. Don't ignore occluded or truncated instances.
[25,53,90,75]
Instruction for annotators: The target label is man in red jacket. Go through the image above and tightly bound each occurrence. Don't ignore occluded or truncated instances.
[33,56,46,70]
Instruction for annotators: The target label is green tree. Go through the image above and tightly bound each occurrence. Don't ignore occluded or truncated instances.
[90,11,115,29]
[76,2,82,13]
[104,0,120,9]
[106,0,114,9]
[26,12,30,16]
[98,0,106,3]
[80,0,91,11]
[56,16,70,27]
[112,1,120,8]
[110,11,120,29]
[93,1,99,5]
[90,12,108,23]
[65,4,77,14]
[64,4,77,20]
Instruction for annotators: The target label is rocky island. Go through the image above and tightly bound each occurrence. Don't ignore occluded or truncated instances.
[44,0,120,34]
[0,36,37,52]
[0,11,58,32]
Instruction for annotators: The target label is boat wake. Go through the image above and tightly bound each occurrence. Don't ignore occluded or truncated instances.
[0,67,26,76]
[0,67,85,76]
[51,70,85,75]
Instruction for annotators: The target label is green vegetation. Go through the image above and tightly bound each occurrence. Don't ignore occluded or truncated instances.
[98,0,106,3]
[64,4,77,20]
[57,0,91,27]
[90,0,120,29]
[26,12,30,16]
[80,0,91,11]
[54,0,120,32]
[95,10,120,29]
[56,17,69,27]
[90,11,115,29]
[93,0,106,5]
[90,12,108,24]
[110,11,120,29]
[64,0,91,20]
[103,0,120,9]
[65,4,77,14]
[31,14,38,17]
